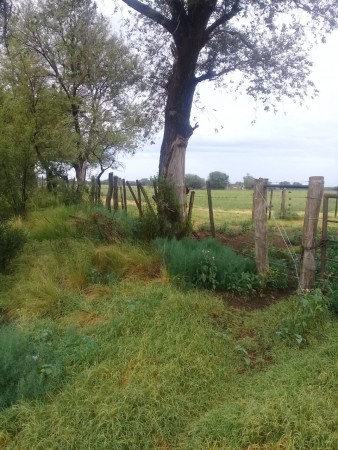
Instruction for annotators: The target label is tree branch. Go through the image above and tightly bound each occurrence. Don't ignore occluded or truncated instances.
[205,0,241,40]
[121,0,175,34]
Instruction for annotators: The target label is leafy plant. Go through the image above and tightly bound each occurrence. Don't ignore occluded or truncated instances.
[193,249,218,290]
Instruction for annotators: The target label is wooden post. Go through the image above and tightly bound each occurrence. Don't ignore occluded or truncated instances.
[253,178,269,274]
[136,180,142,215]
[187,191,195,224]
[105,172,114,212]
[122,179,127,213]
[126,181,143,216]
[320,194,329,279]
[120,184,124,210]
[299,176,324,290]
[268,188,273,219]
[280,189,286,219]
[113,176,119,211]
[137,181,155,215]
[206,181,216,238]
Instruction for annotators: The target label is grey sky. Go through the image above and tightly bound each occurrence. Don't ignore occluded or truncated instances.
[99,2,338,187]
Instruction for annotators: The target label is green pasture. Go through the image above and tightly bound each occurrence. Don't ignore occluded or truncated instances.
[100,185,338,229]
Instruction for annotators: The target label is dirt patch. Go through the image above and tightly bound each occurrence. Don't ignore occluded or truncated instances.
[221,288,295,311]
[192,230,289,251]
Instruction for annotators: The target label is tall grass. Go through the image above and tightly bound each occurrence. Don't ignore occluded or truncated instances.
[1,205,337,449]
[0,281,336,449]
[154,237,257,293]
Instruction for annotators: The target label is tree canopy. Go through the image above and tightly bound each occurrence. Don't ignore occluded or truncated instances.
[208,171,229,190]
[119,0,338,226]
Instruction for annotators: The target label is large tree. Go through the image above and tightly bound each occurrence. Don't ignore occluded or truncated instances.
[16,0,152,184]
[119,0,338,223]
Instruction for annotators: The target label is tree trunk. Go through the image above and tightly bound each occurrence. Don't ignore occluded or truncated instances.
[158,43,200,227]
[74,158,87,185]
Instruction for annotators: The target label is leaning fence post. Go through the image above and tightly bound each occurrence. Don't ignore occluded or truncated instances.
[206,181,216,238]
[105,172,114,212]
[126,181,143,216]
[253,178,269,274]
[299,176,324,290]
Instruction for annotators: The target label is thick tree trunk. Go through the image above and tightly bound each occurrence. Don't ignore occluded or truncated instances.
[73,158,87,185]
[158,44,200,226]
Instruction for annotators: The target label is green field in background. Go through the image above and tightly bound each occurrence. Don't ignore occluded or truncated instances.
[100,185,338,229]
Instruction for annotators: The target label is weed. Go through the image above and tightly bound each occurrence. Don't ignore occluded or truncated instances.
[193,249,218,290]
[276,289,329,345]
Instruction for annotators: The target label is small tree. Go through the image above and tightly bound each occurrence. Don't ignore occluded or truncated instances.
[208,171,229,190]
[185,174,205,190]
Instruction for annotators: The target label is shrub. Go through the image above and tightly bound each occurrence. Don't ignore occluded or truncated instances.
[0,222,26,273]
[154,237,257,293]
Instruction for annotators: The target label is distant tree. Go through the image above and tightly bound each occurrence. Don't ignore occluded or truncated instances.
[243,174,255,190]
[279,181,291,186]
[185,174,205,190]
[292,182,303,187]
[208,172,229,190]
[138,177,152,186]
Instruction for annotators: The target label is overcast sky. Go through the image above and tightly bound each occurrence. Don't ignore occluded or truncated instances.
[99,2,338,187]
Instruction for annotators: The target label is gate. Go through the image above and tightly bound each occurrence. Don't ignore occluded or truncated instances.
[321,194,338,280]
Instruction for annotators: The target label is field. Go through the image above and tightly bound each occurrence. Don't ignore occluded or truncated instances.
[101,185,338,229]
[1,201,338,449]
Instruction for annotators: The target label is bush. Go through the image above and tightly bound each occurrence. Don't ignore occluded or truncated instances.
[0,223,26,272]
[154,237,257,293]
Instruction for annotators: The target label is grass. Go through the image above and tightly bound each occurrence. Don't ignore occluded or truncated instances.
[0,205,338,449]
[100,185,338,230]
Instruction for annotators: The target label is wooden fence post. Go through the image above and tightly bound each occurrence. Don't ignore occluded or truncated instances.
[268,188,273,219]
[105,172,114,212]
[206,181,216,238]
[299,176,324,290]
[122,179,127,213]
[280,189,286,219]
[136,180,142,214]
[126,181,143,216]
[137,181,155,215]
[187,190,195,224]
[113,176,119,211]
[253,178,269,274]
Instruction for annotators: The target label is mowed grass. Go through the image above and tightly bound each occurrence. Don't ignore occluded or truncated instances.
[1,206,338,449]
[100,185,338,229]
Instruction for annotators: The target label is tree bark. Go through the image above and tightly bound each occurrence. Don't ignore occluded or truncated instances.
[158,42,200,223]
